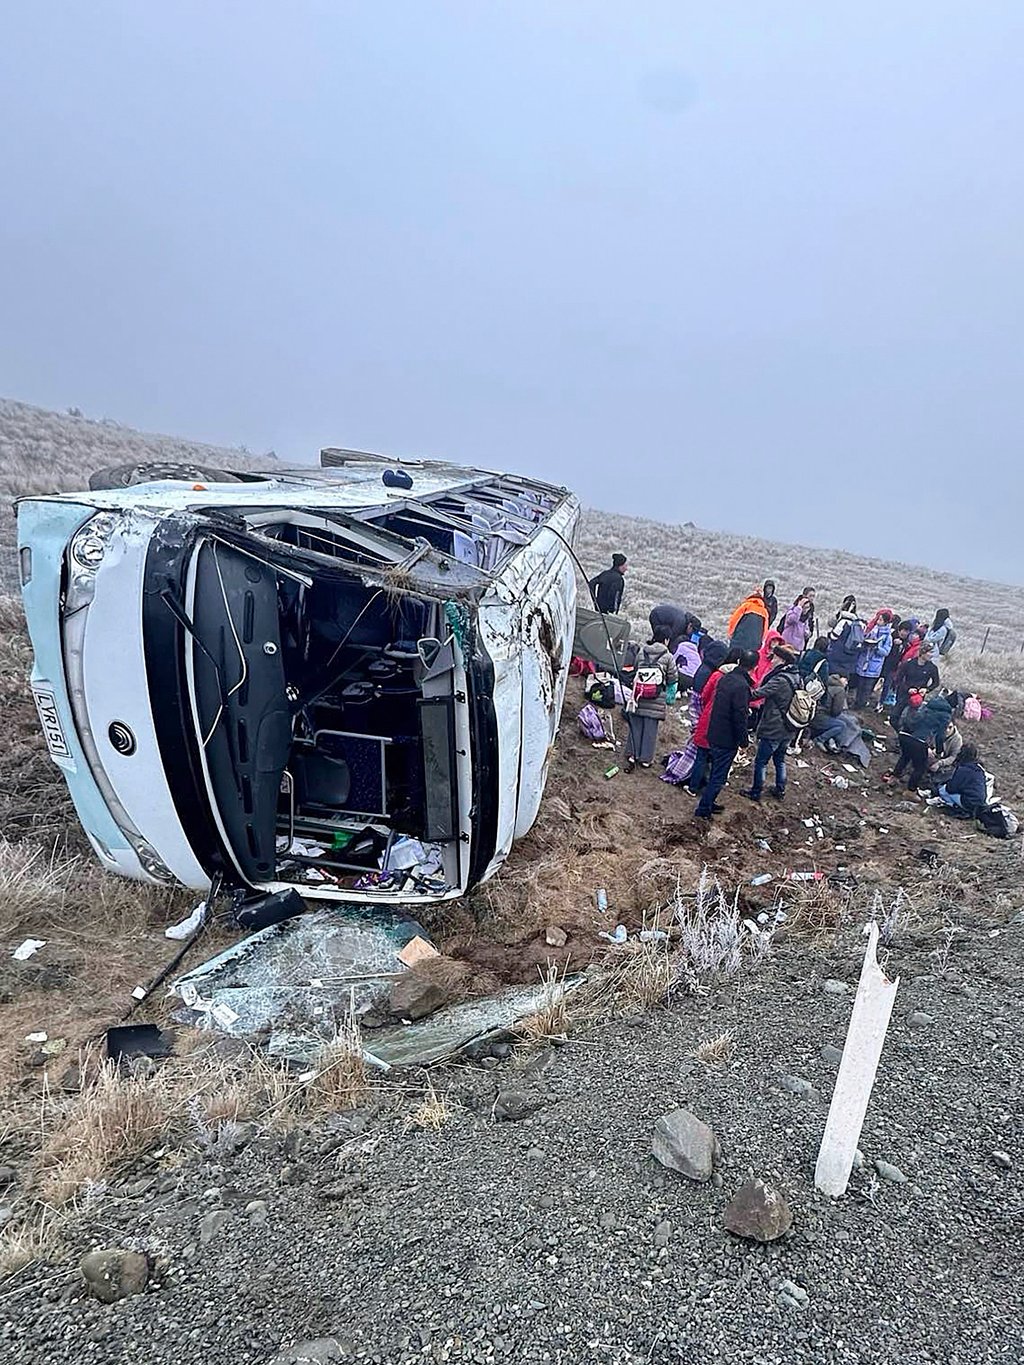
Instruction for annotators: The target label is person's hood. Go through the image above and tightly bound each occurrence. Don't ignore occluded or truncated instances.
[925,696,953,717]
[718,662,738,675]
[701,638,729,669]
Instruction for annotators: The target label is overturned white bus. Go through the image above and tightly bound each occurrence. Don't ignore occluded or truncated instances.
[16,449,579,906]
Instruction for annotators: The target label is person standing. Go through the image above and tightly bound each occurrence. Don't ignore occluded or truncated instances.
[685,647,737,794]
[762,579,779,627]
[588,554,627,614]
[877,620,910,710]
[780,589,816,652]
[924,609,957,656]
[695,649,757,819]
[623,629,678,771]
[743,644,802,802]
[726,589,770,652]
[854,610,894,710]
[892,641,940,730]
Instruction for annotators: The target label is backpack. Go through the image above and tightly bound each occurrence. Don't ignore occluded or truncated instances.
[977,802,1019,839]
[585,674,619,709]
[963,695,983,721]
[784,673,824,731]
[577,703,608,741]
[625,644,665,708]
[846,620,866,653]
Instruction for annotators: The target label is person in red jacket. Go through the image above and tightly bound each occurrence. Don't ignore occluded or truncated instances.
[685,648,740,794]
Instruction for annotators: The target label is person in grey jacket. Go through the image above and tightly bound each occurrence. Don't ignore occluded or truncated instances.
[623,631,679,771]
[742,644,802,801]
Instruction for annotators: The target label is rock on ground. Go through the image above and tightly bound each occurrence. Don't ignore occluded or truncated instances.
[79,1249,149,1304]
[651,1108,717,1181]
[724,1180,793,1243]
[388,956,476,1020]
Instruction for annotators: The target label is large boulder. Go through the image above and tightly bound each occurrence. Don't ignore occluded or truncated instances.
[651,1109,717,1182]
[80,1248,149,1303]
[723,1179,793,1242]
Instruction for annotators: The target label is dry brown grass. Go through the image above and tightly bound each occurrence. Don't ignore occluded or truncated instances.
[36,1055,174,1206]
[785,880,857,946]
[303,1017,369,1113]
[688,1030,736,1066]
[0,1208,65,1280]
[518,960,574,1041]
[404,1079,450,1132]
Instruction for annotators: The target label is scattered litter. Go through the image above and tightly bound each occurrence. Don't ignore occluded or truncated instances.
[131,985,148,1002]
[165,902,207,941]
[639,928,670,943]
[756,839,772,852]
[827,775,850,789]
[802,819,816,829]
[835,844,846,852]
[842,763,858,773]
[879,827,889,835]
[873,742,886,752]
[756,908,788,926]
[750,873,773,886]
[397,935,440,968]
[12,938,46,961]
[796,760,809,769]
[598,924,628,945]
[604,765,620,780]
[40,1037,67,1056]
[383,837,444,878]
[789,871,825,882]
[25,1032,47,1044]
[596,888,609,913]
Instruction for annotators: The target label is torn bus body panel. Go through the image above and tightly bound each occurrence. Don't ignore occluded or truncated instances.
[172,906,578,1066]
[16,451,579,906]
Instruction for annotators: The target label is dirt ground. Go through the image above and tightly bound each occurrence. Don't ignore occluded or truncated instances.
[1,660,1022,1094]
[438,677,1024,978]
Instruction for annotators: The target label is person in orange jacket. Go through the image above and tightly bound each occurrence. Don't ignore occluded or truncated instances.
[727,589,770,653]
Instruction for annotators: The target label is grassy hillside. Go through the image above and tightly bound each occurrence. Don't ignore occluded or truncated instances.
[579,508,1024,658]
[0,398,275,591]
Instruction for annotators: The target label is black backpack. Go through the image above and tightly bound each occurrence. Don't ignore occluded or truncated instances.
[976,802,1019,839]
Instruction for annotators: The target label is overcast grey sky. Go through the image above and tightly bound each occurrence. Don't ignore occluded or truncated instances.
[2,3,1023,581]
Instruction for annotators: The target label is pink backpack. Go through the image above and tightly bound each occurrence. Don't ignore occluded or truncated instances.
[963,696,983,721]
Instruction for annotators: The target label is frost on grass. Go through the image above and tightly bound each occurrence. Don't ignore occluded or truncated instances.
[872,888,917,947]
[672,867,776,989]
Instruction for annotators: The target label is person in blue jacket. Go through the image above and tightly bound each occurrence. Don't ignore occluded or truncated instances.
[853,610,894,710]
[934,743,987,816]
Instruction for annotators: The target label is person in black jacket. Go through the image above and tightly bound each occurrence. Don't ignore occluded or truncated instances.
[649,603,701,652]
[588,554,627,614]
[695,650,757,819]
[762,580,779,628]
[743,644,802,802]
[891,642,940,730]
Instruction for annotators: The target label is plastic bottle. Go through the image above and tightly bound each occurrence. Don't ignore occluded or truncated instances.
[596,888,609,913]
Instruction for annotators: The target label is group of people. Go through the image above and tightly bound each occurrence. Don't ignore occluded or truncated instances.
[588,554,985,822]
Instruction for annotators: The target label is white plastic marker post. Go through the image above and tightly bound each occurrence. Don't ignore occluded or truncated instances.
[815,922,900,1197]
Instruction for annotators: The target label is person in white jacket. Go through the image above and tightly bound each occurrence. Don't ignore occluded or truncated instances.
[924,609,957,656]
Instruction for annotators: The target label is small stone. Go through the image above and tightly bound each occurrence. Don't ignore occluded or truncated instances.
[80,1249,150,1304]
[490,1042,512,1060]
[544,926,568,948]
[199,1209,232,1244]
[991,1151,1012,1170]
[270,1340,344,1365]
[982,1029,999,1042]
[651,1109,717,1182]
[823,979,849,996]
[820,1045,844,1067]
[777,1279,809,1309]
[388,956,474,1021]
[875,1159,908,1184]
[907,1011,934,1029]
[538,1194,554,1210]
[712,1171,724,1189]
[0,1166,16,1187]
[598,1212,617,1230]
[0,1207,13,1229]
[780,1074,815,1097]
[723,1179,793,1243]
[652,1219,672,1248]
[494,1090,545,1122]
[853,1148,866,1170]
[245,1200,269,1224]
[526,1146,545,1160]
[479,1056,501,1071]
